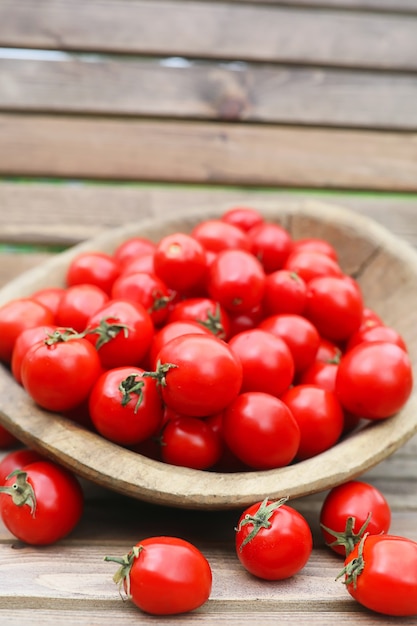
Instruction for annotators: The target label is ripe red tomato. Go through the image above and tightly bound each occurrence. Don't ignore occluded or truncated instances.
[338,534,417,616]
[11,324,57,384]
[105,536,212,615]
[160,415,222,470]
[111,271,173,327]
[113,236,156,269]
[153,232,207,294]
[207,248,266,314]
[235,497,312,580]
[166,296,231,340]
[148,320,211,369]
[0,297,55,364]
[345,323,407,353]
[320,480,391,556]
[66,251,121,295]
[0,448,45,484]
[262,269,307,316]
[228,329,294,397]
[55,283,109,332]
[247,221,293,273]
[149,333,243,417]
[31,286,65,317]
[292,237,338,261]
[0,460,84,545]
[191,219,252,252]
[85,299,154,369]
[222,391,300,469]
[259,313,320,375]
[284,249,343,283]
[21,331,102,412]
[335,341,413,419]
[221,206,264,232]
[280,384,344,460]
[88,367,164,446]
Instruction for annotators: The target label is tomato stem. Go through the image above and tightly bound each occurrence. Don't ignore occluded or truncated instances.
[321,512,372,556]
[196,304,227,339]
[336,532,368,589]
[0,469,37,516]
[236,496,289,550]
[104,545,143,599]
[85,318,130,350]
[119,374,145,413]
[142,360,178,387]
[44,328,85,345]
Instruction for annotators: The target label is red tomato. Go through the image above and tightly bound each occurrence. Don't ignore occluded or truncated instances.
[0,297,55,364]
[292,237,338,261]
[31,286,65,317]
[298,358,339,392]
[248,221,293,273]
[89,367,164,446]
[0,448,45,484]
[191,219,252,252]
[345,323,407,353]
[85,299,154,369]
[21,331,102,412]
[338,534,417,616]
[122,253,155,276]
[148,320,211,369]
[113,236,156,269]
[280,384,344,460]
[222,391,300,470]
[11,324,57,384]
[284,249,343,283]
[111,271,173,327]
[0,460,84,545]
[66,251,121,295]
[149,333,243,417]
[167,297,231,340]
[335,341,413,420]
[207,248,266,314]
[226,304,265,338]
[105,537,212,615]
[262,269,307,316]
[160,415,222,470]
[320,480,391,556]
[228,329,294,397]
[221,206,264,232]
[235,497,312,580]
[304,275,363,342]
[259,313,320,375]
[55,283,109,332]
[153,232,207,294]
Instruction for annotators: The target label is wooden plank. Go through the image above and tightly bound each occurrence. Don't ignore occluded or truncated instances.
[1,114,416,191]
[0,1,417,70]
[2,57,417,131]
[208,0,417,11]
[1,182,417,247]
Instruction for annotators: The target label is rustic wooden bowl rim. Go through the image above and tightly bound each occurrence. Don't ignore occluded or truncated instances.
[1,200,416,510]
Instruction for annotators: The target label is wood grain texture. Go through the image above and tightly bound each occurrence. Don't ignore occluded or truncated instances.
[1,1,417,70]
[1,114,417,190]
[2,56,417,130]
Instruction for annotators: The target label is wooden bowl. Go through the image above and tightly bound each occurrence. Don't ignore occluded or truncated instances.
[0,200,416,510]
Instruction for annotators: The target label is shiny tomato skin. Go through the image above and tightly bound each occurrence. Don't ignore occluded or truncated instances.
[0,460,84,545]
[113,236,156,269]
[111,271,173,327]
[148,320,211,369]
[119,537,212,615]
[280,384,344,460]
[85,299,154,369]
[228,329,295,397]
[335,341,413,420]
[284,249,343,284]
[221,206,264,232]
[21,336,102,412]
[153,232,207,294]
[88,367,164,446]
[222,391,300,470]
[262,269,307,316]
[31,287,65,318]
[345,324,407,353]
[160,415,222,470]
[248,222,293,273]
[154,333,243,417]
[341,535,417,616]
[55,283,109,332]
[11,324,57,384]
[320,480,391,556]
[191,219,252,253]
[292,237,338,261]
[66,251,121,295]
[0,448,45,484]
[235,499,313,580]
[0,298,55,364]
[207,248,266,314]
[166,296,231,340]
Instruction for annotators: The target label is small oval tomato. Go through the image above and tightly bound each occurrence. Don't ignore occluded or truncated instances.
[148,320,211,369]
[160,415,222,470]
[149,333,243,417]
[66,251,121,295]
[284,249,343,284]
[235,497,312,580]
[262,269,307,316]
[228,329,294,397]
[11,323,57,384]
[338,534,417,616]
[345,323,407,353]
[111,271,173,327]
[292,237,338,261]
[0,297,55,364]
[191,219,252,252]
[0,448,45,485]
[31,286,65,318]
[89,367,164,446]
[207,248,266,314]
[221,206,264,232]
[335,341,413,420]
[167,296,231,340]
[55,283,109,332]
[113,236,156,269]
[153,232,207,294]
[222,391,300,470]
[0,460,84,545]
[280,384,344,460]
[21,331,102,412]
[248,221,293,273]
[105,537,212,615]
[320,480,391,556]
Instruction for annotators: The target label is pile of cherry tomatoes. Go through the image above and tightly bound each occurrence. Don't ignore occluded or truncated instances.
[0,205,416,617]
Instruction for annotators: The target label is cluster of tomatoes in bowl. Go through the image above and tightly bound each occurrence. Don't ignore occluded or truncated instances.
[0,206,413,474]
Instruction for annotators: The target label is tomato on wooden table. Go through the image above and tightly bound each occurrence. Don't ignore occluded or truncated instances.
[105,536,212,615]
[0,460,84,545]
[337,534,417,616]
[235,497,312,580]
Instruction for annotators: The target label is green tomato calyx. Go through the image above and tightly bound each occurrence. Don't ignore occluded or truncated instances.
[336,532,368,589]
[0,469,37,516]
[237,496,289,550]
[104,545,143,599]
[321,512,372,557]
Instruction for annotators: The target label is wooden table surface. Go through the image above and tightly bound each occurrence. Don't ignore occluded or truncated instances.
[1,0,417,623]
